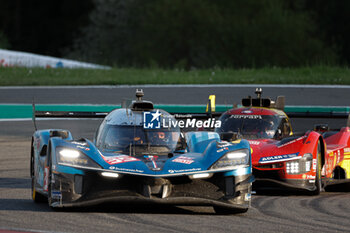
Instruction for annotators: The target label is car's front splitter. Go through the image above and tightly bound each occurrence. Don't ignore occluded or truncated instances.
[49,170,252,210]
[253,177,316,192]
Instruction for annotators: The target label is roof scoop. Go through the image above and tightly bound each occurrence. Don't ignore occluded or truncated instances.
[135,89,144,101]
[241,88,285,110]
[129,89,154,110]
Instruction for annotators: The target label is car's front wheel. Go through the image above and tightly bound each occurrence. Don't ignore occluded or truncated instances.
[31,147,46,203]
[309,141,323,195]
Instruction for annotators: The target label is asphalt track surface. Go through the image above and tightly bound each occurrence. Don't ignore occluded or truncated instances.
[1,85,350,233]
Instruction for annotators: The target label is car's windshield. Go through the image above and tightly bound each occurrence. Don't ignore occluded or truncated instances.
[100,125,182,155]
[217,114,282,139]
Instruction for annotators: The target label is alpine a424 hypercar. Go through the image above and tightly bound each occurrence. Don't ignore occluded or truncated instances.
[216,88,350,194]
[31,90,253,213]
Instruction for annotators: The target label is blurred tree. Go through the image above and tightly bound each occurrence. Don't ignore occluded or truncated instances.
[0,0,94,56]
[67,0,137,65]
[69,0,337,68]
[305,0,350,65]
[0,31,9,49]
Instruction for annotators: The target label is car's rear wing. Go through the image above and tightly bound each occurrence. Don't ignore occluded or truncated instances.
[32,102,110,130]
[31,91,350,130]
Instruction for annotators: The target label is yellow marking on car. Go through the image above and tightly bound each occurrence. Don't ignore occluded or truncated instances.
[231,139,242,144]
[206,95,216,113]
[340,160,350,178]
[32,188,36,200]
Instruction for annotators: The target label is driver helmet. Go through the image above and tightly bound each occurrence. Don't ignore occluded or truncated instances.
[263,120,275,137]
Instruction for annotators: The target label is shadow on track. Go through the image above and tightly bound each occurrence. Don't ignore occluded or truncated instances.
[0,178,31,189]
[0,199,51,212]
[50,203,217,215]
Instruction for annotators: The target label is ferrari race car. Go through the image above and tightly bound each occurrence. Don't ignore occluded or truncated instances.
[30,90,253,214]
[215,88,350,194]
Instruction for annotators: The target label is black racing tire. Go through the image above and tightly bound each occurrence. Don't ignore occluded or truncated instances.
[31,146,47,203]
[31,177,47,203]
[214,206,248,215]
[309,141,322,195]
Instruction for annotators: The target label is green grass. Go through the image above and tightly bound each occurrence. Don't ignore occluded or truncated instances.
[1,66,350,85]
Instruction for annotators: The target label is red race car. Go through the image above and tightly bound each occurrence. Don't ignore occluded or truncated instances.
[215,88,350,194]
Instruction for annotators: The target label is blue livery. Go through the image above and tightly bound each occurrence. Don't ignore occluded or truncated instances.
[30,91,253,214]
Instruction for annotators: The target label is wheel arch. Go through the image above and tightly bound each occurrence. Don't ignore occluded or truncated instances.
[30,137,34,177]
[318,136,326,168]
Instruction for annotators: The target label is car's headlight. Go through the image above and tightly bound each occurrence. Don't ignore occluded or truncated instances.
[286,153,312,174]
[57,148,101,168]
[211,149,250,170]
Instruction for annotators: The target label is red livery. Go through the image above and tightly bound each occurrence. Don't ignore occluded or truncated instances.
[216,89,350,194]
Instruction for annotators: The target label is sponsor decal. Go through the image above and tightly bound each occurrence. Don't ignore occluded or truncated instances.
[259,153,300,164]
[241,110,253,114]
[51,191,62,198]
[76,145,90,151]
[217,147,229,153]
[277,135,307,148]
[217,142,231,148]
[230,115,262,119]
[103,155,139,165]
[249,141,261,145]
[245,193,252,201]
[337,151,341,164]
[35,138,41,151]
[168,168,202,173]
[344,148,350,153]
[109,166,144,173]
[306,175,316,179]
[172,156,195,164]
[72,141,88,146]
[43,166,49,192]
[144,155,159,169]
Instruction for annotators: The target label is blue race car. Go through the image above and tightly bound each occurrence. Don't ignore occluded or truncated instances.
[30,90,253,214]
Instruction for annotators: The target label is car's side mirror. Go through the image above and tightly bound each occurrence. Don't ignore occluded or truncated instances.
[314,124,329,132]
